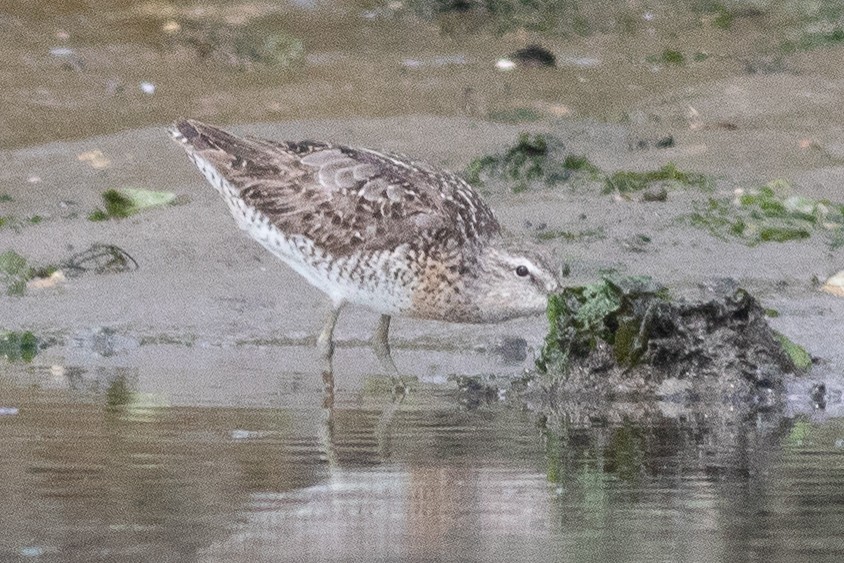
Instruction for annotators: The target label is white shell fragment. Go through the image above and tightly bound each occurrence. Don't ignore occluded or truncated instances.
[821,270,844,297]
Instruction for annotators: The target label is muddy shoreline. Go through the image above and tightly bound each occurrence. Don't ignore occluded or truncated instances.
[1,114,843,386]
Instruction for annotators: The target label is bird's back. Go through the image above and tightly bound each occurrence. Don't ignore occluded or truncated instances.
[170,119,500,257]
[170,119,502,316]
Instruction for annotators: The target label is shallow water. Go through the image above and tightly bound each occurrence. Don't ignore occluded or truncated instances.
[2,363,844,562]
[3,0,844,560]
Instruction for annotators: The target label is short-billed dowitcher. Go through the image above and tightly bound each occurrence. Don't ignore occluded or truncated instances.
[170,120,559,375]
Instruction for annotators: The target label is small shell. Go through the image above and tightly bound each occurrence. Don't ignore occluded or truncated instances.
[821,270,844,297]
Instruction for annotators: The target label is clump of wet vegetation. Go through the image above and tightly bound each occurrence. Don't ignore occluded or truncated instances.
[781,26,844,54]
[0,195,11,229]
[648,48,686,66]
[0,251,36,296]
[604,163,710,194]
[0,250,59,295]
[689,180,844,247]
[705,3,735,29]
[0,215,47,231]
[0,331,38,362]
[464,133,599,191]
[534,276,808,400]
[465,134,713,196]
[455,276,817,420]
[0,245,138,295]
[89,188,176,221]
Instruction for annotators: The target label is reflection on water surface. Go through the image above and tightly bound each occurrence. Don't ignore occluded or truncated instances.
[2,364,844,562]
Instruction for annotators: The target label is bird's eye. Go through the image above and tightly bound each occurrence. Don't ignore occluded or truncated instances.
[515,265,530,278]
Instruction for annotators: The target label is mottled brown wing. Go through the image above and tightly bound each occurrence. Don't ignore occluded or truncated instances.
[171,119,500,257]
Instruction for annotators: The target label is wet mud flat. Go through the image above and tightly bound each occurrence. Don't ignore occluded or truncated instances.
[2,112,843,411]
[2,115,844,561]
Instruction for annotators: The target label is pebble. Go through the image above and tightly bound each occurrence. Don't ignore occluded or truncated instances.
[495,58,516,71]
[821,271,844,297]
[49,47,75,57]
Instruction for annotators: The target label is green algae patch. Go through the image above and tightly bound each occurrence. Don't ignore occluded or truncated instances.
[89,188,176,221]
[0,250,60,295]
[781,26,844,54]
[689,180,844,246]
[465,133,599,191]
[0,250,30,295]
[0,215,46,230]
[647,49,685,66]
[604,163,709,194]
[709,5,734,29]
[774,332,812,371]
[0,331,38,362]
[538,277,807,391]
[0,194,12,202]
[537,276,667,376]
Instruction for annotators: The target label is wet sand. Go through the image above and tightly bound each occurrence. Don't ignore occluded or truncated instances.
[2,113,843,379]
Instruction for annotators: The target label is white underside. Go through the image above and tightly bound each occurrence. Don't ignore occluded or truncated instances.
[192,154,413,315]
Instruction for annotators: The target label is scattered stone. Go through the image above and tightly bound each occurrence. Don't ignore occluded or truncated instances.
[822,271,844,297]
[629,135,675,150]
[493,336,528,364]
[620,234,652,252]
[161,20,181,34]
[26,270,66,290]
[452,375,499,410]
[77,150,110,170]
[495,58,516,71]
[641,185,668,202]
[511,45,556,68]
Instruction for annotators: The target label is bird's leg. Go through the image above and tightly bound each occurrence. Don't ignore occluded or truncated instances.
[317,305,342,379]
[372,314,406,396]
[372,314,397,373]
